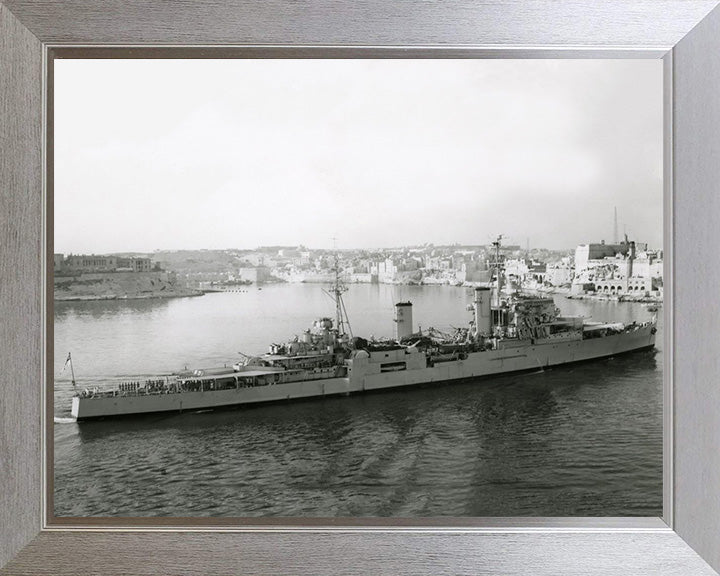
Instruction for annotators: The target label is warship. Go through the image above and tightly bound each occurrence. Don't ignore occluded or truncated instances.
[70,239,657,421]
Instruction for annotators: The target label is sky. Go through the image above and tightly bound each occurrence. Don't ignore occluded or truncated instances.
[54,59,663,253]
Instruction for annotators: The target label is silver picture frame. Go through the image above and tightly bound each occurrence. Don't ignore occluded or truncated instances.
[2,1,720,574]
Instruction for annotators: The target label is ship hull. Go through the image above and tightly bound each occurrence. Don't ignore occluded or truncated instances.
[71,325,656,421]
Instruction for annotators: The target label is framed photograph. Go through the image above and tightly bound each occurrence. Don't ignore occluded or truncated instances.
[2,2,720,575]
[51,56,665,522]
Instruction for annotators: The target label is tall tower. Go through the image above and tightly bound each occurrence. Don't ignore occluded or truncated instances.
[614,207,618,244]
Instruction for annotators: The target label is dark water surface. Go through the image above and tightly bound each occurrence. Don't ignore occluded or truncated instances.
[54,284,662,517]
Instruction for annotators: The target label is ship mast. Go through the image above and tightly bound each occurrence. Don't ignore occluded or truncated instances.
[492,235,503,333]
[325,252,353,340]
[492,235,503,307]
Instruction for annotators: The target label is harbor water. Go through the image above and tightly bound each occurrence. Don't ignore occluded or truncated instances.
[53,284,662,517]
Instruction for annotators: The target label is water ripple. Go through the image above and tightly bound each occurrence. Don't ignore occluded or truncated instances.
[54,288,662,517]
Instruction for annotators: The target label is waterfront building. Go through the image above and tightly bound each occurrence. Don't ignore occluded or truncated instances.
[277,248,300,259]
[378,258,399,282]
[460,262,492,284]
[528,262,547,284]
[545,260,574,287]
[574,241,629,272]
[593,277,661,296]
[504,258,529,279]
[116,257,152,272]
[237,266,271,284]
[299,251,311,266]
[573,237,662,298]
[401,257,421,271]
[60,254,152,273]
[65,254,119,271]
[505,258,547,290]
[244,253,266,267]
[425,255,441,270]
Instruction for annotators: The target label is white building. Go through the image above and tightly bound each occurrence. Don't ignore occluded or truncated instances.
[546,260,574,286]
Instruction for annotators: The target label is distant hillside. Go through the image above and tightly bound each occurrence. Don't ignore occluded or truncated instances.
[150,249,250,274]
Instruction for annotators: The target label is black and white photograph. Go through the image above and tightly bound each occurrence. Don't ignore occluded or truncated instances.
[53,58,663,518]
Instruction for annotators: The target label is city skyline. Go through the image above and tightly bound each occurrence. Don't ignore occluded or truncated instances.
[55,59,663,254]
[53,234,658,257]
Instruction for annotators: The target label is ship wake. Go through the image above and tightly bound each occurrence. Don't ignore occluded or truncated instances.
[54,416,77,424]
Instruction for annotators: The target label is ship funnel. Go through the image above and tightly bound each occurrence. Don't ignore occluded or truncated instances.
[394,302,413,340]
[473,287,492,336]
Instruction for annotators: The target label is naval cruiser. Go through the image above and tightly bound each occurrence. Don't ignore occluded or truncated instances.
[70,240,657,421]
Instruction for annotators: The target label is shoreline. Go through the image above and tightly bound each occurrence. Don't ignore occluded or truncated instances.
[54,290,204,302]
[522,286,662,304]
[53,281,663,305]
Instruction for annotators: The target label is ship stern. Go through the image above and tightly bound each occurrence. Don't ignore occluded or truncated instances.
[70,396,81,419]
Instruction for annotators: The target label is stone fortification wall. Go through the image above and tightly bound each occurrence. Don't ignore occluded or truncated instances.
[54,271,202,301]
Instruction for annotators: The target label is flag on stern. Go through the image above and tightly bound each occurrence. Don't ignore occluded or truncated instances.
[62,352,71,372]
[61,352,76,387]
